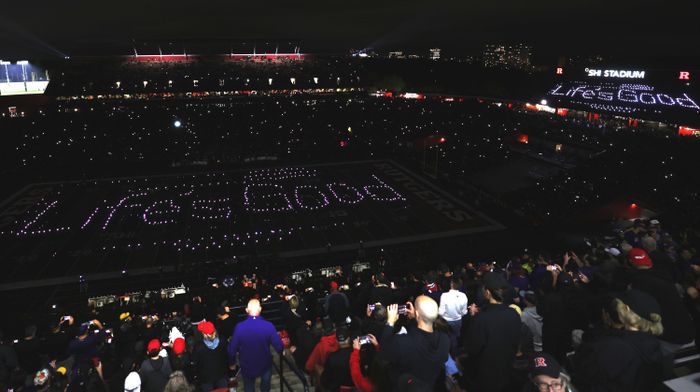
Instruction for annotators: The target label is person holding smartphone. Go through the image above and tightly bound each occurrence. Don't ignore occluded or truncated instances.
[379,296,449,388]
[350,334,380,392]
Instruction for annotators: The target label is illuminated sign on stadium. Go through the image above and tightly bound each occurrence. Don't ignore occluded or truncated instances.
[586,68,646,79]
[549,83,699,110]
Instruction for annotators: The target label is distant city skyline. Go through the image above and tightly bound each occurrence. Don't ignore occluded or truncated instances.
[1,1,699,65]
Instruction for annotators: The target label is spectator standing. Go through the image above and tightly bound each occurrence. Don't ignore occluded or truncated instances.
[349,334,382,392]
[124,371,141,392]
[369,274,394,307]
[438,277,469,338]
[305,319,339,376]
[380,296,450,389]
[14,325,42,382]
[43,316,73,363]
[163,370,194,392]
[627,248,694,346]
[139,339,172,392]
[169,337,192,382]
[320,326,354,391]
[422,272,442,304]
[192,321,229,391]
[325,281,350,326]
[228,299,284,392]
[573,290,664,391]
[520,291,543,352]
[361,304,387,339]
[463,272,522,392]
[68,320,106,371]
[215,305,237,344]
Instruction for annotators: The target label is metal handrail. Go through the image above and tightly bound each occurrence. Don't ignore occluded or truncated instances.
[280,351,310,392]
[271,350,294,392]
[271,349,310,392]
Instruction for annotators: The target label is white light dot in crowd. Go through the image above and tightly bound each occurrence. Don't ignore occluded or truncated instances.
[174,120,182,128]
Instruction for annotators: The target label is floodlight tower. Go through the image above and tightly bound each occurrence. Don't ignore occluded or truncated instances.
[0,60,10,83]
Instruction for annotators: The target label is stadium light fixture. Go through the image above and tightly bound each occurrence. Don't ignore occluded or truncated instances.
[16,60,29,65]
[0,60,11,65]
[174,120,182,128]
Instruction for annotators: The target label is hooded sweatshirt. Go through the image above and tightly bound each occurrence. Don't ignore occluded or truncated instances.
[305,333,339,373]
[380,323,450,389]
[521,306,544,351]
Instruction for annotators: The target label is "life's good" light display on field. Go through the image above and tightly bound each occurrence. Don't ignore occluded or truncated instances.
[548,83,699,112]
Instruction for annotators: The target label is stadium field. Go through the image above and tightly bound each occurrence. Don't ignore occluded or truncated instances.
[0,160,503,288]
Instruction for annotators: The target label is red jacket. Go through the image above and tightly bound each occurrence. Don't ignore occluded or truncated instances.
[350,348,374,392]
[305,333,339,373]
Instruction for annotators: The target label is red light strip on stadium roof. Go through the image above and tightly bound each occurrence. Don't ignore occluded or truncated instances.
[128,53,305,61]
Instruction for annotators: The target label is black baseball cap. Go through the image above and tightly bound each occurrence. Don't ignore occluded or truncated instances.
[616,289,660,321]
[529,353,561,378]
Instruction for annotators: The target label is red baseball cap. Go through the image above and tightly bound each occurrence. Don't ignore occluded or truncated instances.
[147,339,161,354]
[628,248,653,269]
[197,321,216,335]
[329,281,339,290]
[172,337,185,355]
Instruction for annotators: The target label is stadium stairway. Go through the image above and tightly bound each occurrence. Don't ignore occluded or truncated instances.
[269,349,312,392]
[230,349,311,391]
[663,342,700,391]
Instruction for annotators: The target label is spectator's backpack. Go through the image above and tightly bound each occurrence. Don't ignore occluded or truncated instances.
[140,358,171,392]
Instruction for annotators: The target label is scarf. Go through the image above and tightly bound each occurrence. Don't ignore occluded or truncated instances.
[204,336,220,350]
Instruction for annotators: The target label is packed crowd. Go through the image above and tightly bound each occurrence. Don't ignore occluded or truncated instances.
[3,93,700,226]
[1,218,698,392]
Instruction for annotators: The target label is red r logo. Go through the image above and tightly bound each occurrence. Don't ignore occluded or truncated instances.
[679,71,690,80]
[534,357,547,367]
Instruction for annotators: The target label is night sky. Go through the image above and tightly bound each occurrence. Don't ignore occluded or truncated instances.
[1,1,698,61]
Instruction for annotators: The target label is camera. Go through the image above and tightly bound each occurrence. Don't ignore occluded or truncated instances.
[358,335,372,345]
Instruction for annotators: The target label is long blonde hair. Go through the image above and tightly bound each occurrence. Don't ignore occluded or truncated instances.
[611,298,664,336]
[164,371,194,392]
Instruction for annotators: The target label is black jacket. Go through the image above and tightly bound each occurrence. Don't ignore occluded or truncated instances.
[573,328,664,392]
[321,347,354,391]
[628,269,695,344]
[380,323,450,389]
[463,303,522,392]
[191,340,229,384]
[325,292,350,325]
[139,357,173,392]
[216,316,237,344]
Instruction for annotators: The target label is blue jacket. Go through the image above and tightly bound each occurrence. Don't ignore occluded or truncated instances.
[228,315,284,378]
